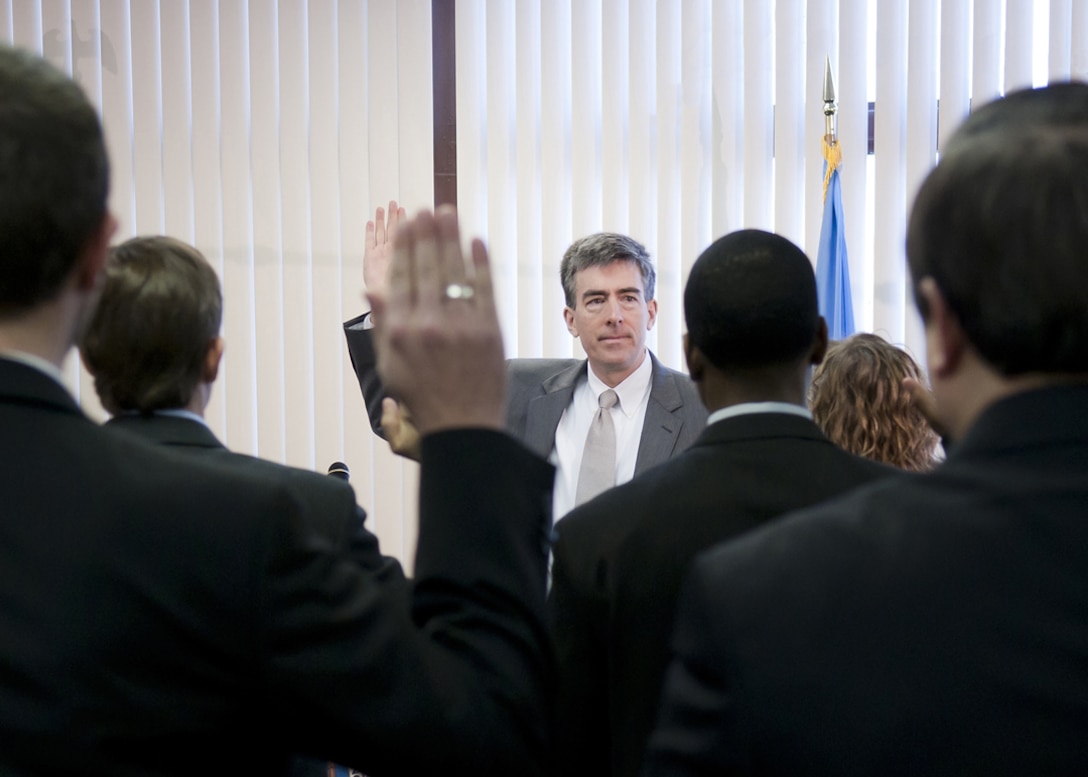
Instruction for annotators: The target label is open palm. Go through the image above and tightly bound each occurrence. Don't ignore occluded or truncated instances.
[363,199,407,303]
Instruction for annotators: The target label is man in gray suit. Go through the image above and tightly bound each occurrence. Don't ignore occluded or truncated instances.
[344,201,706,522]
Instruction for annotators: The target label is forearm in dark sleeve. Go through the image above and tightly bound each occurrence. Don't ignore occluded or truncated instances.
[413,429,558,775]
[343,313,386,438]
[260,431,556,775]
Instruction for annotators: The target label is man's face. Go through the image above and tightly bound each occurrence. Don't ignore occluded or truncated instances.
[563,259,658,384]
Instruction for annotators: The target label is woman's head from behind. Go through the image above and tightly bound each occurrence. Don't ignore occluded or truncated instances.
[809,333,939,471]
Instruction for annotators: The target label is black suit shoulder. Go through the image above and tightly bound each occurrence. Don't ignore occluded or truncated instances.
[105,415,403,581]
[550,413,893,777]
[207,449,407,581]
[656,463,1088,773]
[559,414,890,587]
[208,449,359,533]
[2,362,557,774]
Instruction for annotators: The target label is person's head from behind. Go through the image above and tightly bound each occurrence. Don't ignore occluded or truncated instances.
[683,229,827,404]
[80,236,223,416]
[0,45,112,337]
[809,333,940,471]
[907,81,1088,438]
[561,232,658,386]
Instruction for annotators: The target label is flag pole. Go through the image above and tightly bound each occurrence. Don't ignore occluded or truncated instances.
[823,54,838,145]
[820,55,841,205]
[816,53,856,340]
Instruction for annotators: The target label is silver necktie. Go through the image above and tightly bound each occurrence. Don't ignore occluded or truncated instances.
[574,389,619,506]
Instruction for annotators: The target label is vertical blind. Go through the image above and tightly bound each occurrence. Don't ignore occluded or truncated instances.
[3,0,435,568]
[455,0,1088,370]
[5,0,1086,567]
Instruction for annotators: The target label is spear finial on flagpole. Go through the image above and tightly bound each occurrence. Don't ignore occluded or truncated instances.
[823,54,838,145]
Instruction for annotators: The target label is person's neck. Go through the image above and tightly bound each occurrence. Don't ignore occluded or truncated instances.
[939,358,1087,442]
[699,365,808,414]
[0,296,79,369]
[182,383,212,418]
[589,347,648,388]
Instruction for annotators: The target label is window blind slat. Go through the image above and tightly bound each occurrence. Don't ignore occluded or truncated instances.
[218,0,259,455]
[308,0,345,474]
[515,0,544,356]
[873,0,908,343]
[190,0,227,435]
[840,0,871,329]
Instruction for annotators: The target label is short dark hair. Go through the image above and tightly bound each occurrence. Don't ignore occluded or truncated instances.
[907,82,1088,376]
[684,229,819,371]
[80,237,223,415]
[560,232,656,307]
[0,45,110,316]
[809,333,939,471]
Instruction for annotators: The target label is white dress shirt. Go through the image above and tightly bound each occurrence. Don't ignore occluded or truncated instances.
[551,352,653,523]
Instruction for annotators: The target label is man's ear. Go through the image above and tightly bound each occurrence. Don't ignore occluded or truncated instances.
[76,214,118,292]
[645,298,658,330]
[563,306,578,337]
[810,317,829,366]
[683,332,705,383]
[203,336,225,383]
[918,277,965,380]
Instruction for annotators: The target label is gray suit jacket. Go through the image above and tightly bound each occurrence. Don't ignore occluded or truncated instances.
[344,314,707,477]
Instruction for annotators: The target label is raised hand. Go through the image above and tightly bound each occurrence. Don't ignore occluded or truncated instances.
[370,206,506,437]
[381,397,422,461]
[363,199,407,306]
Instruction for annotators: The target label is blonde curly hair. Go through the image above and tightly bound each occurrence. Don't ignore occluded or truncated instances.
[809,333,939,471]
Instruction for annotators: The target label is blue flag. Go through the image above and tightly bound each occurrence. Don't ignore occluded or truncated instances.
[816,136,855,340]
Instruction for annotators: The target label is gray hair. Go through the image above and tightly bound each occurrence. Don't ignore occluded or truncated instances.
[560,232,656,308]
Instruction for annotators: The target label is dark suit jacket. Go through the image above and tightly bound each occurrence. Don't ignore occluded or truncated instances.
[0,357,555,776]
[645,386,1088,776]
[106,413,405,776]
[105,413,402,583]
[550,411,894,777]
[344,314,707,475]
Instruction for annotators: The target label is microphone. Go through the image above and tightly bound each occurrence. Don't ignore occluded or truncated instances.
[327,461,350,481]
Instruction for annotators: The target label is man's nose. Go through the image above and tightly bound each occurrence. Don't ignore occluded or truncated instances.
[605,298,623,322]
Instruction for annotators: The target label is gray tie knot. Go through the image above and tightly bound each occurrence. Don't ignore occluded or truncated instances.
[599,389,619,410]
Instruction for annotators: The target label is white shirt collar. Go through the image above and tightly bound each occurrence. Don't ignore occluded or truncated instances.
[706,401,812,426]
[119,407,210,427]
[585,350,653,418]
